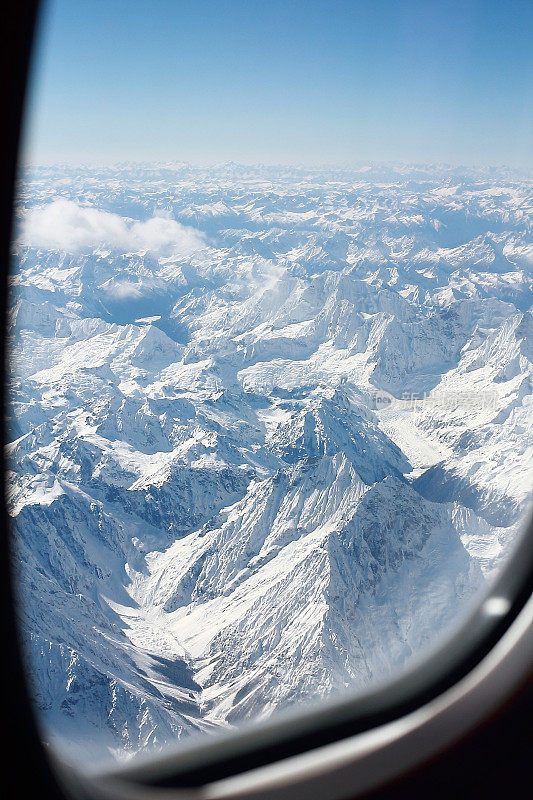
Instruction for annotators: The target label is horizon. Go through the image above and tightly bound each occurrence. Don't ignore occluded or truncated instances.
[18,158,533,176]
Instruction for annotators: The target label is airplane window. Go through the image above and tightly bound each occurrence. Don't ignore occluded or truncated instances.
[7,0,532,780]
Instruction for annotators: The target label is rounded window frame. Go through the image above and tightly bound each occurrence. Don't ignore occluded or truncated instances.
[3,4,532,799]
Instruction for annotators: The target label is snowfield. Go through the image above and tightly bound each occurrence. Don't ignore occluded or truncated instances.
[8,162,533,765]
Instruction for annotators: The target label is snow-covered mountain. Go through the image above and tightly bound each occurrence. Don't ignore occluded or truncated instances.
[8,162,532,765]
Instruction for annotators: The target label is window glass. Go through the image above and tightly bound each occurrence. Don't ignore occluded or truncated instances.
[9,0,532,768]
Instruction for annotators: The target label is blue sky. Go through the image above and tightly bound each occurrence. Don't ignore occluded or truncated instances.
[23,0,533,167]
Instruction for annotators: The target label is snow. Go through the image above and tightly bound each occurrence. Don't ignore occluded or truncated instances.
[8,161,533,767]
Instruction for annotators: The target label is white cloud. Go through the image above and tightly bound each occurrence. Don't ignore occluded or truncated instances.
[18,199,206,256]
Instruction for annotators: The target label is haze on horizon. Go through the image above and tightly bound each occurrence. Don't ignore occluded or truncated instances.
[23,0,533,169]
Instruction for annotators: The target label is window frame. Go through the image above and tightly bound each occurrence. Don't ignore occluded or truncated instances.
[3,4,532,799]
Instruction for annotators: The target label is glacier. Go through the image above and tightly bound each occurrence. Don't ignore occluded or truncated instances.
[7,162,532,765]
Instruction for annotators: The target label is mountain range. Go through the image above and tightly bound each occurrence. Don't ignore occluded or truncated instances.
[8,162,532,765]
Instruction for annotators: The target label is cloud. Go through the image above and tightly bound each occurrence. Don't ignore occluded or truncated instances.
[18,199,206,256]
[102,281,148,300]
